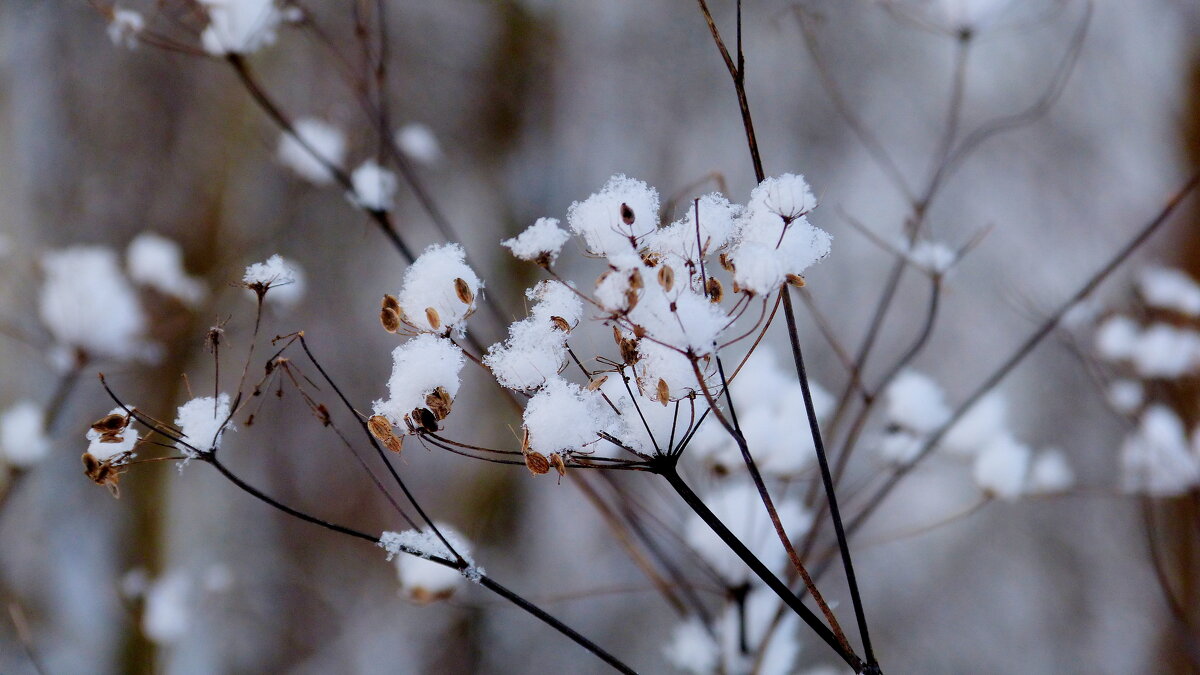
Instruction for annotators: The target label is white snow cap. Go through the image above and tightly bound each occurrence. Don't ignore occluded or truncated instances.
[663,619,719,675]
[566,174,660,258]
[730,174,831,295]
[349,159,399,211]
[107,7,144,48]
[174,394,233,455]
[39,246,154,365]
[1028,448,1074,494]
[395,123,442,164]
[1094,315,1140,361]
[85,407,140,461]
[126,233,206,307]
[1120,405,1200,496]
[502,217,571,265]
[484,281,582,391]
[0,401,50,469]
[394,243,482,335]
[1137,266,1200,316]
[278,118,346,186]
[971,434,1032,500]
[907,239,957,274]
[242,254,305,307]
[198,0,283,55]
[1096,316,1200,378]
[1106,379,1144,414]
[885,370,951,435]
[942,391,1007,457]
[372,334,465,428]
[684,480,811,583]
[645,192,741,268]
[141,570,193,645]
[379,524,480,601]
[522,378,619,455]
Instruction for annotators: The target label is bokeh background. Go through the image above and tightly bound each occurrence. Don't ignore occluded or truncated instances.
[1,0,1199,673]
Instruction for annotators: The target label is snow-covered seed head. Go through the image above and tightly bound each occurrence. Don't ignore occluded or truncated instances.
[586,375,608,391]
[656,378,670,406]
[620,202,635,226]
[425,307,442,332]
[368,414,404,453]
[706,278,724,303]
[786,274,806,288]
[525,450,550,475]
[425,387,453,421]
[454,278,474,305]
[658,265,675,293]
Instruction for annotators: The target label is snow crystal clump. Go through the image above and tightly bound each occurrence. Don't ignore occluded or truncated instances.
[394,244,481,335]
[85,407,139,461]
[484,281,582,391]
[142,571,192,645]
[395,123,442,164]
[971,434,1032,500]
[126,233,206,307]
[502,217,571,265]
[174,394,233,455]
[1120,405,1200,496]
[379,524,481,601]
[278,118,346,185]
[39,246,153,365]
[663,619,719,675]
[522,378,618,455]
[885,371,951,435]
[107,7,144,48]
[350,160,399,211]
[729,174,831,295]
[242,254,305,307]
[373,334,465,428]
[1137,266,1200,316]
[566,174,660,258]
[198,0,282,55]
[0,401,50,469]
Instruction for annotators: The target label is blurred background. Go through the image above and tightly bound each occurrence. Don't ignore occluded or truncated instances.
[1,0,1199,673]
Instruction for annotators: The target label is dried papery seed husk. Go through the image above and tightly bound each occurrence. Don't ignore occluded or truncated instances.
[520,427,531,454]
[382,294,400,313]
[641,251,660,267]
[425,307,442,331]
[632,324,646,339]
[658,265,674,292]
[98,433,125,444]
[425,387,453,420]
[453,278,474,305]
[719,253,735,272]
[524,450,550,475]
[786,274,806,288]
[412,407,439,433]
[82,452,101,479]
[620,202,635,225]
[619,338,640,365]
[706,278,724,303]
[656,378,670,406]
[91,413,127,433]
[629,268,644,291]
[380,306,401,333]
[731,280,741,295]
[550,315,571,332]
[548,452,567,477]
[612,324,623,347]
[368,414,397,442]
[624,289,640,312]
[586,375,609,391]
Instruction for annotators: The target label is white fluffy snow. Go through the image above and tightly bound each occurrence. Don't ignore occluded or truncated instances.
[502,217,571,264]
[1120,405,1200,496]
[372,334,465,428]
[393,243,482,335]
[243,254,305,307]
[379,524,481,601]
[126,233,206,307]
[174,393,233,455]
[107,7,144,48]
[350,159,399,211]
[522,378,619,455]
[0,401,50,469]
[885,370,951,435]
[198,0,282,55]
[971,434,1032,500]
[566,174,660,258]
[85,407,139,461]
[484,281,581,391]
[278,118,346,186]
[395,123,442,164]
[1137,266,1200,316]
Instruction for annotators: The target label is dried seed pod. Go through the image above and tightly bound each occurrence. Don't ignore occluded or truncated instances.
[612,324,623,347]
[550,315,571,332]
[425,307,442,331]
[632,324,647,339]
[524,450,550,476]
[640,251,661,267]
[657,265,675,292]
[629,268,644,291]
[382,294,400,313]
[656,378,670,406]
[624,288,640,312]
[620,202,635,225]
[453,278,474,305]
[368,414,403,452]
[411,407,439,433]
[719,253,735,272]
[425,387,454,420]
[91,412,127,434]
[786,274,806,288]
[520,427,531,454]
[548,452,567,477]
[380,306,401,333]
[731,280,742,295]
[586,375,609,391]
[619,338,640,365]
[82,452,123,498]
[706,278,724,303]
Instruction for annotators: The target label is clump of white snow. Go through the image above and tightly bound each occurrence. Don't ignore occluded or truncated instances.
[278,118,346,185]
[126,233,206,307]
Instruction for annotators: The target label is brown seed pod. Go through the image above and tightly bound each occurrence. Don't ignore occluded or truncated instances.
[425,387,454,420]
[657,265,675,292]
[82,452,123,498]
[612,324,623,347]
[380,306,401,333]
[425,307,442,331]
[632,324,647,339]
[91,412,127,434]
[586,375,609,391]
[640,251,661,267]
[368,414,399,446]
[629,268,644,291]
[453,278,474,305]
[656,378,670,406]
[619,338,640,365]
[550,315,571,333]
[620,202,635,225]
[624,288,640,312]
[719,253,735,272]
[548,452,567,477]
[706,278,724,303]
[786,274,806,288]
[524,450,550,476]
[382,294,400,313]
[411,407,439,433]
